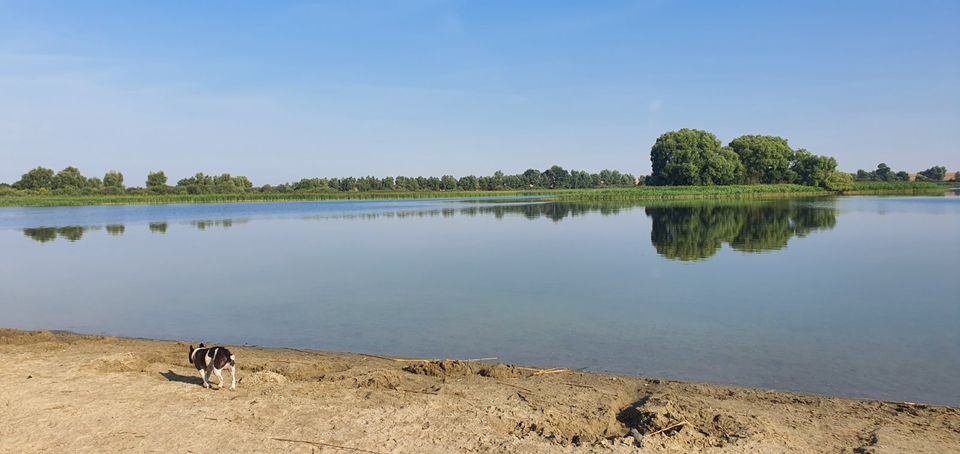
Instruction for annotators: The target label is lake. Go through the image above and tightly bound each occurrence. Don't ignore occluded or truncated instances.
[1,195,958,405]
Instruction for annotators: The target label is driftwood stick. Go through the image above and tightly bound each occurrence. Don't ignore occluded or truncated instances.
[272,437,386,454]
[645,421,690,437]
[533,368,571,376]
[400,388,439,395]
[283,347,324,356]
[496,381,534,393]
[355,353,497,363]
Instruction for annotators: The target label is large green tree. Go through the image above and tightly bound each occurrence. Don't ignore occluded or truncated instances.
[146,171,168,191]
[440,175,458,190]
[521,169,542,187]
[701,146,744,185]
[918,166,946,181]
[13,167,55,190]
[728,135,795,184]
[458,175,479,191]
[649,129,743,185]
[791,149,838,188]
[875,163,893,181]
[542,165,570,188]
[52,166,87,190]
[103,170,124,190]
[823,171,853,191]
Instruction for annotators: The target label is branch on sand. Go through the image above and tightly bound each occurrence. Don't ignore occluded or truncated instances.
[272,437,386,454]
[645,421,690,437]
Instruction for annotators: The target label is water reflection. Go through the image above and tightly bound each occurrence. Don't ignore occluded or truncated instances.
[646,201,837,261]
[466,201,632,221]
[105,224,125,236]
[22,227,59,243]
[192,219,244,230]
[297,201,637,222]
[22,226,90,242]
[21,219,248,242]
[18,200,838,261]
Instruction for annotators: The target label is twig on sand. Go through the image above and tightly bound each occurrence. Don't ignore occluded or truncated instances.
[533,368,571,376]
[283,347,324,356]
[517,366,585,374]
[266,359,314,365]
[400,388,439,395]
[645,421,690,437]
[272,437,386,454]
[355,353,497,363]
[496,380,534,393]
[399,356,497,362]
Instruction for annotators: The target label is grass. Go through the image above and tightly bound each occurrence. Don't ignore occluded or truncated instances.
[550,184,828,200]
[0,182,953,207]
[0,190,552,207]
[845,181,950,195]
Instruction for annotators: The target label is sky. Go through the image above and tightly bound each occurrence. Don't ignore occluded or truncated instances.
[1,0,958,185]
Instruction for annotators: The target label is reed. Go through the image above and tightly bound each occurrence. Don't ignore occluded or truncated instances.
[845,181,948,195]
[0,191,548,207]
[551,184,828,201]
[2,182,950,208]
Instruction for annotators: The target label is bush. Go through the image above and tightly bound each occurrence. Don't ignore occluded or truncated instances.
[823,171,854,192]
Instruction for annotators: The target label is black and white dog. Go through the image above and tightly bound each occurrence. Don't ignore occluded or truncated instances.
[188,343,237,390]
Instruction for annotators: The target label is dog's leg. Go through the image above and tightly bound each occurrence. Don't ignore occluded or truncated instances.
[228,364,237,390]
[200,369,209,388]
[214,368,224,389]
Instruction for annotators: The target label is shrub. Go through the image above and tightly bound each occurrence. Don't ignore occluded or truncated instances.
[823,171,854,192]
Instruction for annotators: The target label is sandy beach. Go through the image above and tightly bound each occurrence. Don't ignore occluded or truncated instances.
[1,328,957,453]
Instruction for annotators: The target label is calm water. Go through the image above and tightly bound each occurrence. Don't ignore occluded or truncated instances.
[1,196,958,405]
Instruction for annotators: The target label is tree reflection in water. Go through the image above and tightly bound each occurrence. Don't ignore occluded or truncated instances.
[21,219,246,243]
[19,199,837,261]
[646,200,837,261]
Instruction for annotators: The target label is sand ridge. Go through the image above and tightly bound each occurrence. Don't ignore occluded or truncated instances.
[1,329,957,453]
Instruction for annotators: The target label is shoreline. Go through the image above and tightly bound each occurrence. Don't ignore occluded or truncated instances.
[2,328,957,453]
[1,183,954,207]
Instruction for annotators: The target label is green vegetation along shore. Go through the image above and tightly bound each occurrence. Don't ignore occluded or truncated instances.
[3,128,955,207]
[0,183,951,207]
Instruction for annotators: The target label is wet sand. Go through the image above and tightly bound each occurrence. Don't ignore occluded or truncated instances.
[1,329,957,453]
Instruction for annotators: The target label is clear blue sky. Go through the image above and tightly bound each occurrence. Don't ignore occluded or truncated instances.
[1,0,957,185]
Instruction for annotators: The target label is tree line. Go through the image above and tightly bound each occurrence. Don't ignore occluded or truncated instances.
[646,129,956,189]
[2,165,639,195]
[648,129,851,190]
[853,163,951,182]
[4,129,955,196]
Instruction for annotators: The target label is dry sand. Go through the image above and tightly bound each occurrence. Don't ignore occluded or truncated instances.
[1,329,957,453]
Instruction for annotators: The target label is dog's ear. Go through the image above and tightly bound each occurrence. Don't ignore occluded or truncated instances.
[199,342,205,348]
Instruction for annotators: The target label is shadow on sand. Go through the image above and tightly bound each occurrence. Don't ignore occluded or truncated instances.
[160,370,203,386]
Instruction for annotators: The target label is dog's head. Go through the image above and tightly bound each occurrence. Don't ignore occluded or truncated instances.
[188,343,205,362]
